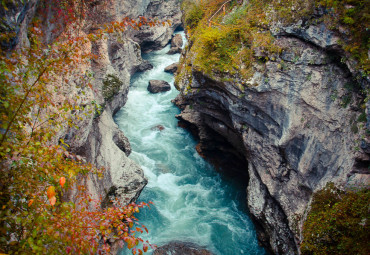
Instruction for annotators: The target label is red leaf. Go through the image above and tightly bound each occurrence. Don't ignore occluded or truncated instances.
[143,244,148,252]
[59,177,66,188]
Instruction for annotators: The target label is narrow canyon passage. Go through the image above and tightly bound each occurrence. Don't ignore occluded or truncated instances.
[114,32,265,255]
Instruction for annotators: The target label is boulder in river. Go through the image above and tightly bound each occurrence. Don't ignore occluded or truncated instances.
[153,241,214,255]
[167,47,182,55]
[148,80,171,93]
[164,63,178,73]
[171,34,183,48]
[136,60,153,72]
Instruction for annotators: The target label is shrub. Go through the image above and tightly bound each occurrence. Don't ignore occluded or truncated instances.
[183,1,204,29]
[102,74,123,101]
[301,183,370,255]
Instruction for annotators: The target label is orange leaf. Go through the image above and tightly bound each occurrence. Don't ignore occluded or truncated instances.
[47,186,56,199]
[49,196,56,206]
[28,199,34,207]
[143,244,148,252]
[59,177,66,188]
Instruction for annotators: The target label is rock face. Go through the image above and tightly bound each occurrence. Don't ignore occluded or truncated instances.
[175,11,369,255]
[164,62,178,73]
[129,0,182,52]
[5,0,182,206]
[153,241,214,255]
[148,80,171,93]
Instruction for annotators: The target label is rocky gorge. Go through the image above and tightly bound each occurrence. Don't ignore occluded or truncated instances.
[1,0,369,254]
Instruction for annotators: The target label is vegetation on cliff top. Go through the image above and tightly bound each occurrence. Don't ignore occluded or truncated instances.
[0,0,161,254]
[301,183,370,255]
[180,0,369,80]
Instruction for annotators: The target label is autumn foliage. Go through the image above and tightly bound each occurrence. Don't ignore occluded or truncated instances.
[0,0,163,254]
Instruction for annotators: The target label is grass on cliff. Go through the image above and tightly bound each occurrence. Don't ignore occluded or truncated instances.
[180,0,369,81]
[301,183,370,255]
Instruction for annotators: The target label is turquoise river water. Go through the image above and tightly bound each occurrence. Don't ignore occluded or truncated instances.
[114,32,265,255]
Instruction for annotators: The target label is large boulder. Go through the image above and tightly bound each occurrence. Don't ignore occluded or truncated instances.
[148,80,171,93]
[153,241,214,255]
[167,34,183,54]
[164,62,178,73]
[171,34,183,48]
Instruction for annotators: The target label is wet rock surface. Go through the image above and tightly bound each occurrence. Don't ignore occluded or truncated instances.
[167,47,182,55]
[153,241,214,255]
[164,62,178,73]
[148,80,171,93]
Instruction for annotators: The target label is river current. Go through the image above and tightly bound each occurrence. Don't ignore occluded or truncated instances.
[114,32,265,255]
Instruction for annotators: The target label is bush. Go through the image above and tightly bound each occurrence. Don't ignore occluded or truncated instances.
[102,74,123,101]
[183,1,204,29]
[301,183,370,255]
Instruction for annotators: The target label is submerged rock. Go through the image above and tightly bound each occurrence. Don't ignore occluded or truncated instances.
[151,125,165,131]
[148,80,171,93]
[153,241,213,255]
[164,62,178,73]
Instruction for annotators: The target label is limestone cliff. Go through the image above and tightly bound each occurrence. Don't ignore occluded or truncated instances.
[175,1,369,254]
[2,0,182,205]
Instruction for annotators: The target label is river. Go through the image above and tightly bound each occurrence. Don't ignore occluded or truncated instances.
[114,31,265,255]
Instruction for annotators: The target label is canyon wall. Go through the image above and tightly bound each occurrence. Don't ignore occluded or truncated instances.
[175,2,369,254]
[3,0,182,205]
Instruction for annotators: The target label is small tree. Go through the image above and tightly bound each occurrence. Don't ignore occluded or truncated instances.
[0,0,163,254]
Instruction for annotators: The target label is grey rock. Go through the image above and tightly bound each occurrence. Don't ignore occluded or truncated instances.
[113,130,132,156]
[130,0,182,52]
[148,80,171,93]
[136,60,153,72]
[171,34,183,48]
[153,241,214,255]
[164,62,178,73]
[167,47,182,55]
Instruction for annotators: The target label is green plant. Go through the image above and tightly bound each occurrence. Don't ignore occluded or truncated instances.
[182,0,204,29]
[357,112,367,123]
[301,183,370,255]
[102,74,123,101]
